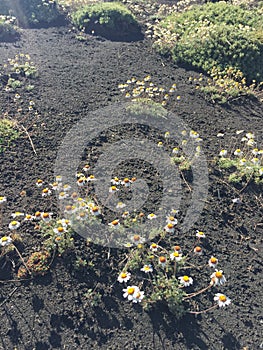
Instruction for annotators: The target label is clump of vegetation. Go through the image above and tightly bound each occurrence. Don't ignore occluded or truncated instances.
[71,2,142,40]
[153,2,263,83]
[0,15,19,42]
[216,131,263,185]
[0,0,65,28]
[190,67,263,104]
[0,118,20,153]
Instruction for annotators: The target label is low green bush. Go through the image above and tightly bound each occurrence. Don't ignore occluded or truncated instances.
[153,1,263,82]
[0,119,20,153]
[72,2,142,41]
[0,0,65,28]
[0,15,19,42]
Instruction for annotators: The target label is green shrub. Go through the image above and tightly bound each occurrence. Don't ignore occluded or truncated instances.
[153,2,263,82]
[0,119,20,153]
[72,2,142,41]
[0,0,65,28]
[0,15,19,42]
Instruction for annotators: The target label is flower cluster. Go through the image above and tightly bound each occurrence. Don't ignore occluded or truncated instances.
[118,75,179,106]
[116,223,231,314]
[217,130,263,184]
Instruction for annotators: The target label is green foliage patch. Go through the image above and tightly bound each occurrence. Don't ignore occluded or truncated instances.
[153,2,263,82]
[0,119,20,153]
[72,2,141,40]
[0,15,19,42]
[0,0,65,28]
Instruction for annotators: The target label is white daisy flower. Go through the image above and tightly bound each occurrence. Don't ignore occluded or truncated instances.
[140,264,153,273]
[165,223,175,233]
[108,219,120,228]
[116,202,126,209]
[36,179,44,187]
[42,188,51,197]
[0,236,12,247]
[211,269,226,286]
[132,290,145,303]
[150,243,158,252]
[8,220,20,230]
[122,178,131,187]
[208,256,218,268]
[11,211,24,218]
[118,271,131,283]
[90,206,101,216]
[53,226,67,235]
[0,196,7,204]
[123,286,140,300]
[147,213,157,220]
[219,149,227,157]
[196,230,205,238]
[179,275,193,287]
[158,256,167,267]
[170,251,182,262]
[214,293,231,307]
[109,186,119,193]
[234,149,243,156]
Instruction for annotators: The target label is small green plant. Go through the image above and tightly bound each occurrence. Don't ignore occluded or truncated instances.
[84,288,102,307]
[0,15,19,42]
[216,131,263,185]
[191,67,262,104]
[0,118,20,153]
[71,2,141,40]
[40,219,75,256]
[118,74,179,107]
[17,250,51,277]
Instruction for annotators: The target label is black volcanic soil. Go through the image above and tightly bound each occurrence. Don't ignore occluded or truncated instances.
[0,25,262,350]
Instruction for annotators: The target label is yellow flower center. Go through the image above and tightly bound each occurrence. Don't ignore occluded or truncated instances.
[123,178,129,183]
[65,205,72,211]
[127,287,135,295]
[120,272,127,279]
[173,252,179,257]
[133,235,140,241]
[89,175,95,179]
[159,256,166,263]
[57,227,64,233]
[43,188,49,193]
[55,237,61,242]
[183,276,189,282]
[215,271,223,279]
[210,257,217,264]
[174,245,181,251]
[219,295,226,302]
[151,243,157,249]
[92,206,99,212]
[167,223,174,229]
[195,246,202,252]
[42,213,49,218]
[169,216,175,221]
[112,220,119,226]
[111,186,117,191]
[11,221,18,226]
[1,236,8,242]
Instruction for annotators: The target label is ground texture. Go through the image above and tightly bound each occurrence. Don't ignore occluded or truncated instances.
[0,24,262,350]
